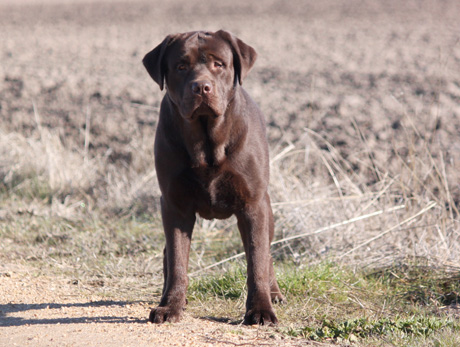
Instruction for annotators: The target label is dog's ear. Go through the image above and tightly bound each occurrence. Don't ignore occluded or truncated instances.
[143,35,175,90]
[216,30,257,85]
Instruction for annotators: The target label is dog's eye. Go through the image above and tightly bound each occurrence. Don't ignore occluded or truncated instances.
[214,61,224,68]
[176,64,187,71]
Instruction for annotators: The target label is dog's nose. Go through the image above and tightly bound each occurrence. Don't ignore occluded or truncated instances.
[191,81,213,95]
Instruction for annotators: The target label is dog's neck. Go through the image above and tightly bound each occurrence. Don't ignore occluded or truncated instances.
[184,112,229,168]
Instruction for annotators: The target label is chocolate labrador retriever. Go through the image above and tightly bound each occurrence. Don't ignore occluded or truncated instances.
[143,30,284,325]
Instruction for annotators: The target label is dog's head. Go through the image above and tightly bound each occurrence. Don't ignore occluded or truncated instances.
[143,30,257,120]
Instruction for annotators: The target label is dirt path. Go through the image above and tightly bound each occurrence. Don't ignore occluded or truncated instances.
[0,265,306,347]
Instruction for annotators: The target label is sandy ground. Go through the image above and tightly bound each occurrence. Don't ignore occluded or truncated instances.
[0,264,307,347]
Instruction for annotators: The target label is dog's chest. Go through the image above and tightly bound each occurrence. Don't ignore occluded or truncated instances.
[192,166,248,219]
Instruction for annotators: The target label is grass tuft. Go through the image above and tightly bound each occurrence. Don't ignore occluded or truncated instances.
[188,262,460,344]
[289,316,460,342]
[188,267,247,300]
[368,262,460,307]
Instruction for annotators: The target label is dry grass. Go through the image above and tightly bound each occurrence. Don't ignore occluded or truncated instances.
[268,130,459,267]
[1,104,458,269]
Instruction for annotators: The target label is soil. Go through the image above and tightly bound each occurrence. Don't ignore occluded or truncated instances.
[0,264,304,347]
[1,0,460,345]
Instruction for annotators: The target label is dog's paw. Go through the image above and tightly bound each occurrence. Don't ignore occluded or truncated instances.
[243,308,278,326]
[271,292,286,304]
[149,306,182,324]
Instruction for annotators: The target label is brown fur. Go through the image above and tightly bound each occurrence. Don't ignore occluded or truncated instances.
[143,30,284,325]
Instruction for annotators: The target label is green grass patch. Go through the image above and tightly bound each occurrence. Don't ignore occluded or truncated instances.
[2,177,53,202]
[367,262,460,306]
[188,262,460,345]
[288,316,459,342]
[188,267,247,300]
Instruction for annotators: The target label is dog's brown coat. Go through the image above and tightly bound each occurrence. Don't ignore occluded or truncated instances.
[143,30,284,325]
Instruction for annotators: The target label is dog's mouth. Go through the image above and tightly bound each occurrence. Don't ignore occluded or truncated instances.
[188,102,219,120]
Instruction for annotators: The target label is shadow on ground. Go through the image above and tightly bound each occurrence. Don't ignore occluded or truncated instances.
[0,300,149,327]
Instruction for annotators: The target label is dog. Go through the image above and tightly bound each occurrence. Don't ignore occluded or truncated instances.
[143,30,284,325]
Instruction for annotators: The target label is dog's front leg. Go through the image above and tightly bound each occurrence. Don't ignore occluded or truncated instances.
[237,197,278,325]
[149,199,196,323]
